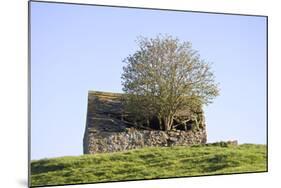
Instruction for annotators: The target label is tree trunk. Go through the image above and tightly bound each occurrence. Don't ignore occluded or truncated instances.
[146,119,150,128]
[164,118,168,131]
[163,115,173,131]
[158,115,163,130]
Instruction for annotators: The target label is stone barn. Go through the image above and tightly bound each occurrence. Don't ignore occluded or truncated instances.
[83,91,207,154]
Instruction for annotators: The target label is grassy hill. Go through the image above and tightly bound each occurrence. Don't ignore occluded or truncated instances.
[31,144,267,187]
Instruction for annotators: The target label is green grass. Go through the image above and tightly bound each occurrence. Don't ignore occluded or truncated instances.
[31,144,267,187]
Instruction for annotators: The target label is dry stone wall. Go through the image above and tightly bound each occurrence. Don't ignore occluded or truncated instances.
[85,128,206,154]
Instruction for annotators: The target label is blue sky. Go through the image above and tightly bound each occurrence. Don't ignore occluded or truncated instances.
[30,2,267,160]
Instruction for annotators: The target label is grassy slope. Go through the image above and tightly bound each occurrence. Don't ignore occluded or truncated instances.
[31,144,267,187]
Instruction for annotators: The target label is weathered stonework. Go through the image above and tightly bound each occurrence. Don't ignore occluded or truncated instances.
[83,91,207,154]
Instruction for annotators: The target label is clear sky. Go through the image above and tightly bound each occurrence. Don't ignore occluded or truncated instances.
[30,2,267,160]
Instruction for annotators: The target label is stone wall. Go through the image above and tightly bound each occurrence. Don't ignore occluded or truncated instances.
[85,128,206,154]
[83,91,207,154]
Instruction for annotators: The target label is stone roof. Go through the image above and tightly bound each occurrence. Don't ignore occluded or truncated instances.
[88,91,123,116]
[86,91,127,135]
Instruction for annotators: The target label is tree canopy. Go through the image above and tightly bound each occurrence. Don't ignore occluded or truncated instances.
[121,35,219,131]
